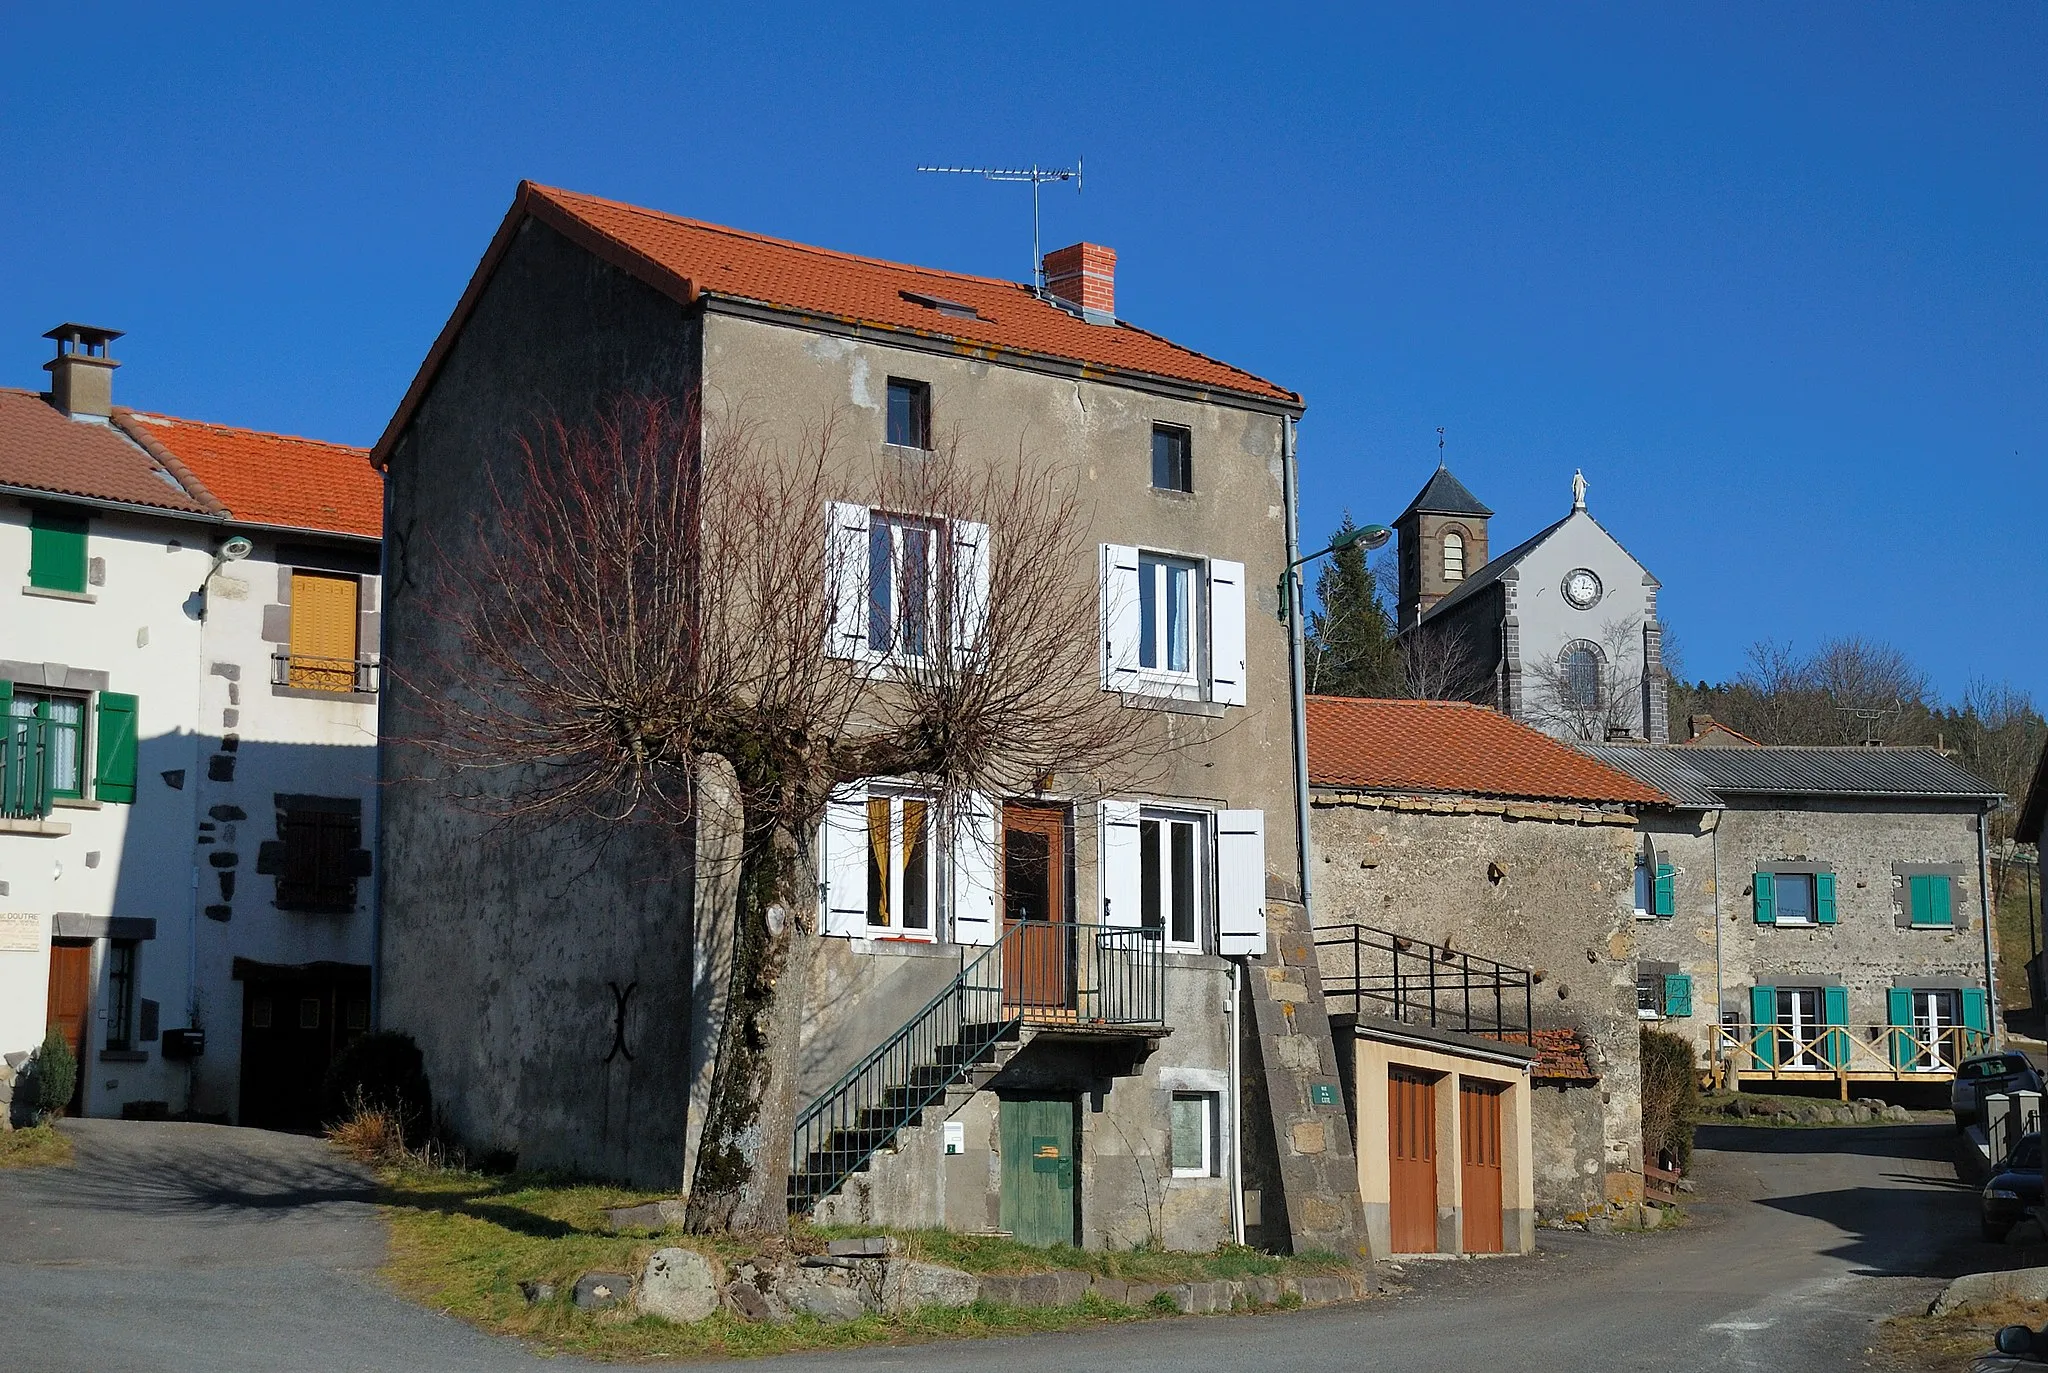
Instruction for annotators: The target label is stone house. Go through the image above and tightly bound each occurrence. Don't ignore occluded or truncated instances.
[1394,466,1670,743]
[0,325,382,1129]
[1584,742,2003,1089]
[372,182,1368,1255]
[1304,695,1669,1242]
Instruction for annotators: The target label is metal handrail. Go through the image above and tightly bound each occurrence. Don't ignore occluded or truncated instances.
[789,919,1164,1211]
[271,650,381,694]
[1,715,54,821]
[1716,1022,1993,1078]
[1312,921,1534,1044]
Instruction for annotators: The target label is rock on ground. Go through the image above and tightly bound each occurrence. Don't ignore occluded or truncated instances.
[1931,1266,2048,1316]
[880,1259,979,1314]
[637,1247,720,1324]
[572,1271,633,1310]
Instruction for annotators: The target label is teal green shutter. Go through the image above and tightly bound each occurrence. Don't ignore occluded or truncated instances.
[0,679,16,818]
[1663,973,1693,1018]
[1815,872,1837,924]
[1749,985,1777,1069]
[1822,986,1850,1068]
[1963,987,1989,1053]
[28,510,88,593]
[1887,987,1913,1069]
[1927,874,1953,926]
[1908,875,1932,927]
[1653,864,1676,917]
[1753,872,1776,924]
[94,692,138,804]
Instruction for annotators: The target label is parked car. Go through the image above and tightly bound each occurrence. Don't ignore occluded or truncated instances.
[1982,1132,2044,1241]
[1977,1321,2048,1370]
[1955,1052,2044,1128]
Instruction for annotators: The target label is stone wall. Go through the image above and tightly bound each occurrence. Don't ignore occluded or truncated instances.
[1308,791,1645,1217]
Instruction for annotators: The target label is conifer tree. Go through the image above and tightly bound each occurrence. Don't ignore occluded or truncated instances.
[1305,513,1404,697]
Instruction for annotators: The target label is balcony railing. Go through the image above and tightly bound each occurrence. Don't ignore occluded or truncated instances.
[271,651,381,695]
[1,715,54,821]
[1314,921,1535,1044]
[1715,1022,1992,1080]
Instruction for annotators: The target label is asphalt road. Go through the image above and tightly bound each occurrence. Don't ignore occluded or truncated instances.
[0,1117,2012,1372]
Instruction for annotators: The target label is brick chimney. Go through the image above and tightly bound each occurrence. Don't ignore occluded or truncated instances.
[1042,243,1116,324]
[44,323,123,419]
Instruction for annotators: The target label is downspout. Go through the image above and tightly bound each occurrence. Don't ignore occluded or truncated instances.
[1282,415,1313,910]
[370,465,393,1030]
[1980,808,1998,1043]
[1228,961,1245,1244]
[1709,812,1723,1081]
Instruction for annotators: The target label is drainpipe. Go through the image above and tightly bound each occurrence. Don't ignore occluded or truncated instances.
[1980,808,1998,1043]
[1709,813,1723,1082]
[1281,416,1313,911]
[1228,961,1245,1245]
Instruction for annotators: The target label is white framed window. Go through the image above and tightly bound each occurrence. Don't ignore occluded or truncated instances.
[1773,872,1817,925]
[1777,987,1826,1068]
[1634,858,1652,919]
[1140,809,1205,949]
[1101,545,1246,706]
[1137,553,1198,679]
[828,504,988,667]
[1170,1092,1218,1177]
[863,792,936,939]
[868,514,937,661]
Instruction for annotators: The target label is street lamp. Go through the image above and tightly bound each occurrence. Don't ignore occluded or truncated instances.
[1276,522,1391,622]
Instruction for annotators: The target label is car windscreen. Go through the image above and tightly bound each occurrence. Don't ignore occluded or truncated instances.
[1965,1058,2026,1079]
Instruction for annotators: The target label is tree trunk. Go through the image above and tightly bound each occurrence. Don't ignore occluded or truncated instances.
[683,810,816,1235]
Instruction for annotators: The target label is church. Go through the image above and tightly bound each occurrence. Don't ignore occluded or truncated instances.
[1394,465,1671,743]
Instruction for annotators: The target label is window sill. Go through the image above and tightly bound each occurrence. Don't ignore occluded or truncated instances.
[1149,487,1197,501]
[21,585,96,604]
[1910,923,1957,932]
[881,443,934,461]
[99,1049,148,1064]
[51,797,103,811]
[844,936,953,958]
[0,816,70,837]
[1116,690,1227,719]
[1637,1010,1662,1021]
[271,684,378,704]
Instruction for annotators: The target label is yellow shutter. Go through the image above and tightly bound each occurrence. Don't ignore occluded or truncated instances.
[289,572,359,691]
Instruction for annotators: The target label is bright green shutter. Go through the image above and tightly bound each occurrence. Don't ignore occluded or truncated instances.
[29,510,88,593]
[1963,987,1989,1054]
[1908,875,1932,927]
[1927,874,1953,926]
[1663,973,1693,1018]
[1822,986,1850,1068]
[1753,872,1776,924]
[94,692,138,804]
[0,679,17,819]
[1653,864,1676,917]
[1749,985,1777,1069]
[1816,872,1837,924]
[1887,987,1913,1069]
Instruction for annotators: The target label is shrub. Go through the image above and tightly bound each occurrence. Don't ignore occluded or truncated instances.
[31,1027,77,1122]
[1640,1027,1700,1172]
[321,1032,432,1148]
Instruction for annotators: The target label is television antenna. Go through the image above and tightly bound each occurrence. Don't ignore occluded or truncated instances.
[916,159,1083,291]
[1833,698,1903,746]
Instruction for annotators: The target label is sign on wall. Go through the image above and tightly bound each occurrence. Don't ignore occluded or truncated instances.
[0,912,42,953]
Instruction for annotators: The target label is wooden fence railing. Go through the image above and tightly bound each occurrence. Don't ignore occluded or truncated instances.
[1714,1023,1990,1086]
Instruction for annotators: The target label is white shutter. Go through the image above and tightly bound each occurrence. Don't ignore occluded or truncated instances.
[951,792,998,945]
[950,519,990,667]
[1099,798,1142,927]
[821,785,870,936]
[1215,809,1267,955]
[1101,544,1142,690]
[1207,558,1247,707]
[826,501,871,659]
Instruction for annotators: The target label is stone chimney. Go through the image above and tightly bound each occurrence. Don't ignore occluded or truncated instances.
[1042,243,1115,323]
[44,324,123,419]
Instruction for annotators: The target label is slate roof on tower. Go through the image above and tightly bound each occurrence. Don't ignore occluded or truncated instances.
[372,182,1300,465]
[1396,465,1493,521]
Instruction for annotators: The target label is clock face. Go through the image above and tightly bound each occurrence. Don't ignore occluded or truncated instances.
[1562,568,1603,609]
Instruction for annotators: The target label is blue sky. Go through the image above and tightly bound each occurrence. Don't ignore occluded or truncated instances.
[5,4,2041,699]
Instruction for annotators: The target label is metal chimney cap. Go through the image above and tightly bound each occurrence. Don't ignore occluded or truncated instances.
[44,323,124,353]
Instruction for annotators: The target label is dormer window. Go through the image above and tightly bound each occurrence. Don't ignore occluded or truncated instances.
[1442,530,1465,582]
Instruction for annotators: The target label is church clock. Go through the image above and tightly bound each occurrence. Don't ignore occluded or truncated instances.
[1562,568,1603,609]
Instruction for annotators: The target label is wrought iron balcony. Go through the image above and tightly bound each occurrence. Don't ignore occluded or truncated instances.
[271,651,381,694]
[1314,921,1535,1045]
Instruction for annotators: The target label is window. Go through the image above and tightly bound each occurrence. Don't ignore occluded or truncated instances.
[105,941,138,1050]
[277,806,361,912]
[1137,554,1198,677]
[287,571,361,692]
[1909,873,1954,927]
[1775,987,1827,1069]
[1560,642,1601,709]
[7,689,86,799]
[1755,869,1835,925]
[1170,1092,1217,1177]
[868,515,937,660]
[28,509,88,593]
[864,793,934,936]
[1140,811,1205,948]
[1634,859,1652,918]
[1636,971,1660,1019]
[886,378,931,450]
[1774,872,1817,924]
[1151,425,1192,492]
[1442,530,1465,582]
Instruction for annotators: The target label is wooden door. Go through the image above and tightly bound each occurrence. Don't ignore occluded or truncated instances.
[999,1096,1078,1246]
[238,965,372,1131]
[1388,1068,1439,1253]
[1001,804,1070,1015]
[1459,1079,1505,1254]
[46,940,93,1116]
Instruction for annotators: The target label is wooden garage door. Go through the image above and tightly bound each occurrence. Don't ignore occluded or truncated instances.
[1388,1068,1439,1254]
[1459,1079,1505,1254]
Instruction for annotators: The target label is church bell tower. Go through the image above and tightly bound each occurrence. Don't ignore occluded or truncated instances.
[1394,466,1493,628]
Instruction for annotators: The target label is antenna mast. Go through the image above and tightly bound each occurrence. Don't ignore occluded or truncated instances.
[916,159,1083,291]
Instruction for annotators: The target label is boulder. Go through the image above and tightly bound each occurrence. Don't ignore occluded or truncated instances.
[637,1247,720,1324]
[518,1280,554,1305]
[1885,1104,1913,1122]
[781,1271,875,1323]
[604,1199,688,1231]
[572,1271,634,1310]
[1931,1266,2048,1316]
[880,1259,979,1313]
[827,1236,902,1258]
[723,1280,777,1322]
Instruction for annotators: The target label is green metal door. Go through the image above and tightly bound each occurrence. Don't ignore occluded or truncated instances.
[999,1097,1077,1247]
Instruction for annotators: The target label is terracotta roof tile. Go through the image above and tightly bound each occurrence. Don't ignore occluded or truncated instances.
[1522,1028,1597,1081]
[119,411,380,539]
[1307,696,1666,806]
[0,388,215,515]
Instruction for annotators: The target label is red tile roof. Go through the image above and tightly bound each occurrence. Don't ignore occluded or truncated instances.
[1523,1028,1597,1082]
[0,388,216,515]
[1307,696,1666,806]
[373,181,1300,465]
[118,411,380,539]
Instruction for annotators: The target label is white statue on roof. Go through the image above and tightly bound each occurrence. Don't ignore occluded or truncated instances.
[1571,468,1587,511]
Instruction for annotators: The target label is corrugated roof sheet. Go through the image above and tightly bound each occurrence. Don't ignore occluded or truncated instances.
[1583,744,2000,805]
[1308,696,1666,805]
[1580,746,1724,809]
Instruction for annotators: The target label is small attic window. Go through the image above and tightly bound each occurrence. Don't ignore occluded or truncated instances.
[900,290,979,320]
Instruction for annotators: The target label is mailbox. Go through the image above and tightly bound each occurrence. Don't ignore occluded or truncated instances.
[161,1028,206,1061]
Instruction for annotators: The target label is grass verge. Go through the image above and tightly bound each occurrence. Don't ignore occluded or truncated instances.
[1884,1297,2046,1372]
[371,1156,1352,1361]
[0,1124,73,1169]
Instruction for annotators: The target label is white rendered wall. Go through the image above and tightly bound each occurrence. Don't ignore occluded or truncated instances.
[1507,511,1656,737]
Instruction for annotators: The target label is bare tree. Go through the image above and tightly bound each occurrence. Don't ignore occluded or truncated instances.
[1399,622,1485,702]
[403,394,1155,1235]
[1524,616,1644,742]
